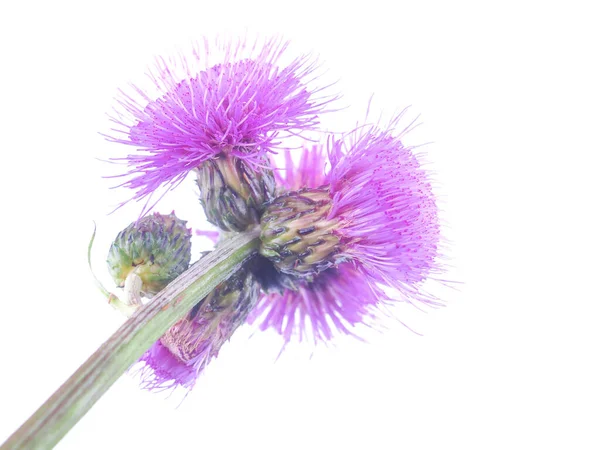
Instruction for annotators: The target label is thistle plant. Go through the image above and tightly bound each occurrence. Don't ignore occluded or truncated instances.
[1,37,446,450]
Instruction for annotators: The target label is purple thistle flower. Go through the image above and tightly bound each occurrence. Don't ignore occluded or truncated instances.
[253,115,442,344]
[137,265,260,391]
[106,37,333,214]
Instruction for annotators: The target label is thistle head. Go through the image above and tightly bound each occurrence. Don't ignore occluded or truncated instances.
[138,265,260,390]
[106,37,334,215]
[107,212,191,297]
[252,116,443,344]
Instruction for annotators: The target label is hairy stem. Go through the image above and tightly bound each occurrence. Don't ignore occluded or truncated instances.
[1,230,260,450]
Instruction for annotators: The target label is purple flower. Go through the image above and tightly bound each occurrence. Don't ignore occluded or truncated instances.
[106,37,333,213]
[253,115,442,344]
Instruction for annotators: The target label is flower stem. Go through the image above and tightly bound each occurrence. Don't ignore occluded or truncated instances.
[1,229,260,450]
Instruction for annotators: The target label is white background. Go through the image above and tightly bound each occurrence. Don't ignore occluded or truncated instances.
[1,1,599,449]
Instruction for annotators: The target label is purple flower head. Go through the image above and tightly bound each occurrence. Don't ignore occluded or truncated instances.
[106,37,333,213]
[137,266,260,391]
[254,115,442,344]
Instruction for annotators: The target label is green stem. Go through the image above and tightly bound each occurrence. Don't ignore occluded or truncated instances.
[1,230,260,450]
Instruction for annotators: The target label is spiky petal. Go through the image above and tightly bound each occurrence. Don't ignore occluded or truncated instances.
[248,263,383,344]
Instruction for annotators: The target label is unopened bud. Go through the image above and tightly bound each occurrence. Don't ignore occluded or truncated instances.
[107,212,192,297]
[195,155,276,232]
[259,188,347,277]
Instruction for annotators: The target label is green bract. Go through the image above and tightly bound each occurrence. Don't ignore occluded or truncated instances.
[259,187,347,277]
[195,155,276,232]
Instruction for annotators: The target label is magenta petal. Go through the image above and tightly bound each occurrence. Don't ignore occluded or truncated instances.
[137,341,198,391]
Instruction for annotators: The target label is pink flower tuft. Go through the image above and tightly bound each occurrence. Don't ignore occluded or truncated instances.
[328,117,442,305]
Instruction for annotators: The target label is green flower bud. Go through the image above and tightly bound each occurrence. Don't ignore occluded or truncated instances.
[107,212,192,297]
[194,155,276,232]
[259,188,347,277]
